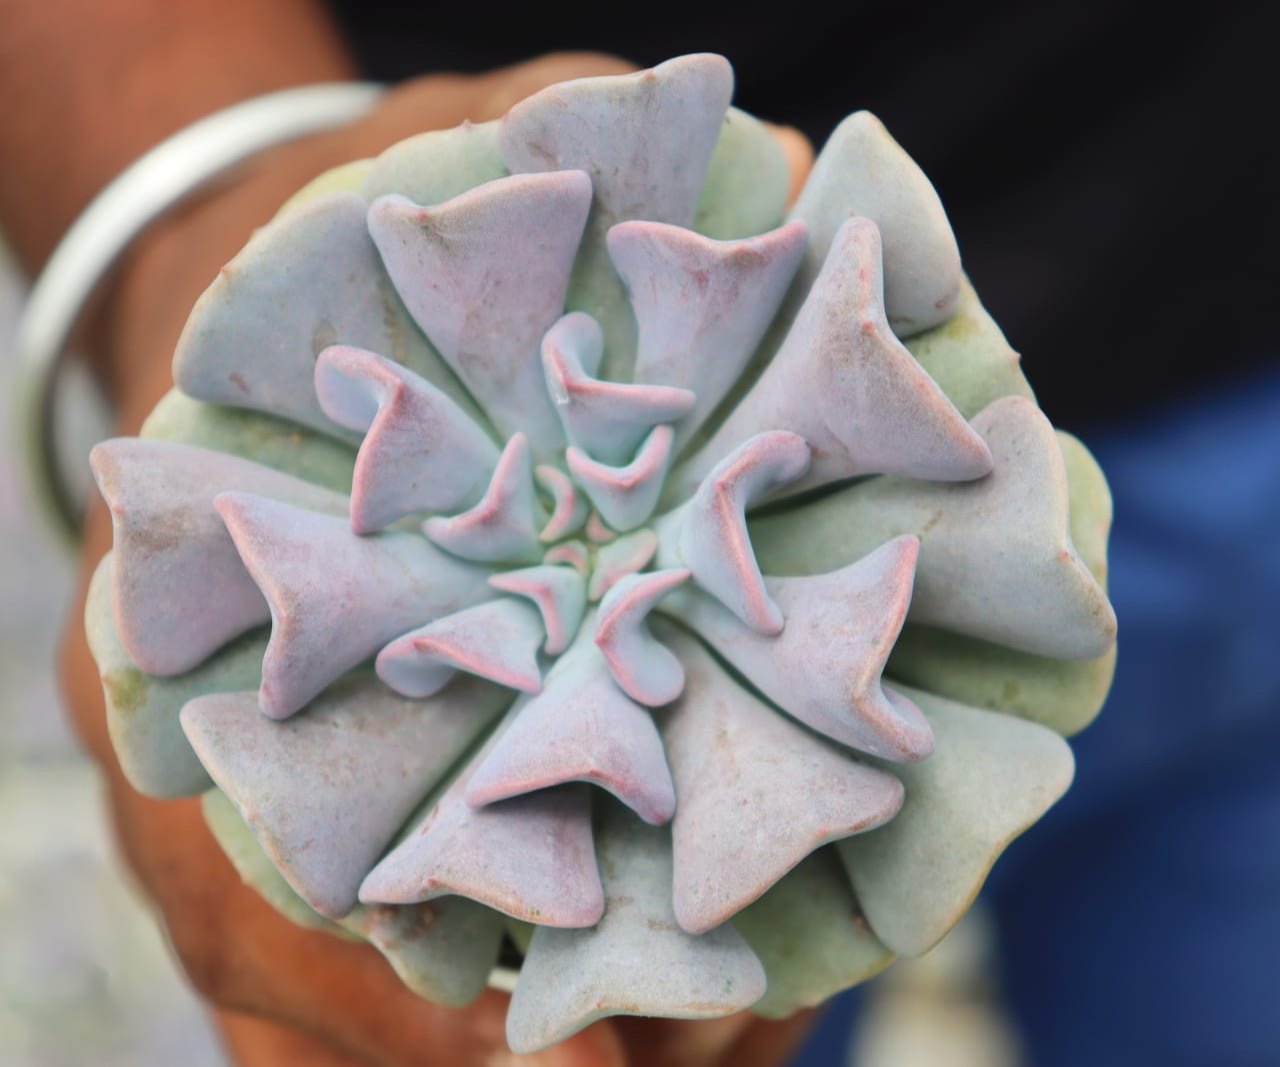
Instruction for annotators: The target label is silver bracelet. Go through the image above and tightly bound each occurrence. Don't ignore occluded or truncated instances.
[13,81,386,544]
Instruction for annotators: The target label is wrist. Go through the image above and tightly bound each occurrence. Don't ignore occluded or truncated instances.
[0,0,357,273]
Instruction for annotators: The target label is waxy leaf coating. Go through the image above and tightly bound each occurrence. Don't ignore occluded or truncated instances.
[86,52,1117,1050]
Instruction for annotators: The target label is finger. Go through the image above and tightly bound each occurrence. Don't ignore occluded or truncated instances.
[613,1013,754,1067]
[372,51,638,136]
[215,1007,374,1066]
[472,51,639,117]
[762,122,814,208]
[719,1011,819,1067]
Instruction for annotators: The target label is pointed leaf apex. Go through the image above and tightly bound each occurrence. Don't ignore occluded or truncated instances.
[424,433,545,564]
[595,568,691,706]
[660,431,810,634]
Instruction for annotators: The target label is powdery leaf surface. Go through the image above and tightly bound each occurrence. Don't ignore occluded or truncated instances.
[85,53,1117,1049]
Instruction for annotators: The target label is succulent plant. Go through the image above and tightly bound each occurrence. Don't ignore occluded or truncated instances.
[84,54,1118,1052]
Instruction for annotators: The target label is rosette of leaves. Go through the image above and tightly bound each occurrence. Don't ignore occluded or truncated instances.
[84,54,1117,1052]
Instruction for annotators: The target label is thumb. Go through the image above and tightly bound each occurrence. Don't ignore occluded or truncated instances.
[763,121,815,207]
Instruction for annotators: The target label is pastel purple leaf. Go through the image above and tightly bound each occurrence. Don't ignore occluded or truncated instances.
[732,849,893,1019]
[671,218,991,501]
[464,616,676,825]
[314,345,499,532]
[666,536,934,762]
[499,54,733,235]
[376,597,545,698]
[566,424,674,532]
[608,219,808,448]
[751,396,1118,660]
[587,527,658,603]
[659,627,905,935]
[368,172,591,457]
[423,433,545,565]
[359,709,603,927]
[655,431,810,634]
[90,438,344,676]
[595,569,690,706]
[180,673,508,919]
[788,110,962,337]
[542,312,695,465]
[487,564,587,656]
[534,465,588,543]
[506,801,766,1054]
[174,191,468,436]
[215,493,492,718]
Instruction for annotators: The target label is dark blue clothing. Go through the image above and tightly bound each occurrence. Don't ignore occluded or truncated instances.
[793,366,1280,1065]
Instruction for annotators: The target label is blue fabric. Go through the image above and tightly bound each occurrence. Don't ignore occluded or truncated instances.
[790,367,1280,1066]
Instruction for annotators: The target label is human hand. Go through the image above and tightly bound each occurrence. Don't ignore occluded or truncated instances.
[59,52,816,1067]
